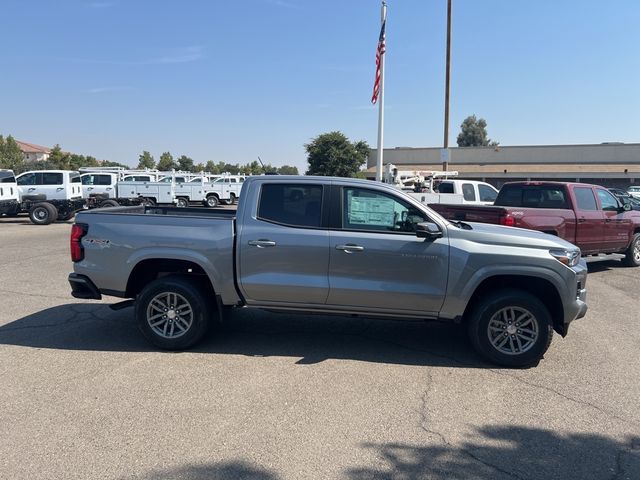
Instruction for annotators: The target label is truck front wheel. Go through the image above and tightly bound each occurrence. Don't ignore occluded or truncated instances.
[467,289,553,368]
[622,233,640,267]
[135,276,211,350]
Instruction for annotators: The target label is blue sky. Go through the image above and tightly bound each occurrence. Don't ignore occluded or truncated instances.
[1,0,639,171]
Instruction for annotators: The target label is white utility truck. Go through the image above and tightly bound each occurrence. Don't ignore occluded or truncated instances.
[15,170,86,224]
[0,169,20,216]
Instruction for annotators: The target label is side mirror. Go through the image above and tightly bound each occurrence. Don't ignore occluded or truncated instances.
[623,202,632,212]
[415,222,443,240]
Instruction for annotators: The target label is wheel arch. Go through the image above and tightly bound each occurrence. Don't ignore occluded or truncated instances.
[462,274,565,335]
[126,258,215,299]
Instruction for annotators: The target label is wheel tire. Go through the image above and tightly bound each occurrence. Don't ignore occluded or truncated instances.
[230,193,237,205]
[57,212,75,221]
[175,197,189,208]
[622,233,640,267]
[140,197,156,207]
[467,288,553,368]
[205,195,219,208]
[99,199,120,208]
[135,276,211,350]
[29,202,58,225]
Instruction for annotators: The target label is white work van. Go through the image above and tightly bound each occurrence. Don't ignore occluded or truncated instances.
[0,169,20,216]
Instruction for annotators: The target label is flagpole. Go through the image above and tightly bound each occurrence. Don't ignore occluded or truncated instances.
[375,2,387,182]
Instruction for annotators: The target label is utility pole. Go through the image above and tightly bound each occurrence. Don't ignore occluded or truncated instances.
[442,0,452,171]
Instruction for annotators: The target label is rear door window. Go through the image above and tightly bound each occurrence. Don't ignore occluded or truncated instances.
[42,172,63,185]
[258,184,323,228]
[438,182,454,194]
[574,187,598,211]
[462,183,476,201]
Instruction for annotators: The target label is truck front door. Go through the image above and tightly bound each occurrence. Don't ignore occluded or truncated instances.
[595,188,631,251]
[326,186,449,316]
[238,183,330,305]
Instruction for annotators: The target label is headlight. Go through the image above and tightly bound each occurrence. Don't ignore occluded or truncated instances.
[549,248,581,267]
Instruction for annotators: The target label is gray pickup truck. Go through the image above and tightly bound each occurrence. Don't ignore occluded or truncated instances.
[68,176,588,367]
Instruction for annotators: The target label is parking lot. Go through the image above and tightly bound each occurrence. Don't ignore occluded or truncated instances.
[0,216,638,480]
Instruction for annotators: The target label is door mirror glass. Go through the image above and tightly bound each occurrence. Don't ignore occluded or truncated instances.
[415,222,443,239]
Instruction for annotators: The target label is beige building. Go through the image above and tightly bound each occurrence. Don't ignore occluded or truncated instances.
[367,143,640,189]
[17,140,51,163]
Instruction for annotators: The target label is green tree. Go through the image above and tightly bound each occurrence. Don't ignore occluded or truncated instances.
[48,144,72,169]
[194,162,206,173]
[102,160,131,168]
[277,165,299,175]
[223,163,240,175]
[305,131,369,177]
[69,153,87,170]
[205,160,219,173]
[157,152,176,171]
[177,155,194,172]
[0,135,25,171]
[137,151,156,169]
[456,115,499,147]
[84,155,100,167]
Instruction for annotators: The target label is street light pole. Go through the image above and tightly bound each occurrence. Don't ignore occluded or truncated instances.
[442,0,452,171]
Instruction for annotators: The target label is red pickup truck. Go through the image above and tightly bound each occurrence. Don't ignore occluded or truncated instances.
[429,181,640,266]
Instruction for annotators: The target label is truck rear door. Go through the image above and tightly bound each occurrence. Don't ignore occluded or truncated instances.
[237,182,330,305]
[325,184,448,316]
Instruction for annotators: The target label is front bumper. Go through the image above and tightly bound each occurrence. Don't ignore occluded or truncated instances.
[68,273,102,300]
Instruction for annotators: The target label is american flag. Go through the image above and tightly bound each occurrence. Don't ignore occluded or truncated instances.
[371,19,386,104]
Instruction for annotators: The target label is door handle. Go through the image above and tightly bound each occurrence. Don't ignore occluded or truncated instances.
[335,244,365,253]
[604,218,612,223]
[578,218,586,223]
[56,187,64,191]
[248,239,276,248]
[28,188,36,191]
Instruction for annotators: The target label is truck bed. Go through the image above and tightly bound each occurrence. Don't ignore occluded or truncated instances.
[74,205,239,303]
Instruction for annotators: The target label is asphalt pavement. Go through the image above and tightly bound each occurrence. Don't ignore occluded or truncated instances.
[0,215,638,480]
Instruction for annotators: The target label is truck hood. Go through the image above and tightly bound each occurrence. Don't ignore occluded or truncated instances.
[447,221,580,251]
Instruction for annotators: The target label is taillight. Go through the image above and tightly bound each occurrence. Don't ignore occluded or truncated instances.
[70,223,88,262]
[500,214,515,227]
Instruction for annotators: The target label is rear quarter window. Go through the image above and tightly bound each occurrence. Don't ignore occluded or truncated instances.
[496,185,569,208]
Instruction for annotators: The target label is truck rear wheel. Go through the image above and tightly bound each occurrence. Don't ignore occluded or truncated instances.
[175,197,189,208]
[622,233,640,267]
[467,289,553,368]
[99,199,120,208]
[29,202,58,225]
[135,276,211,350]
